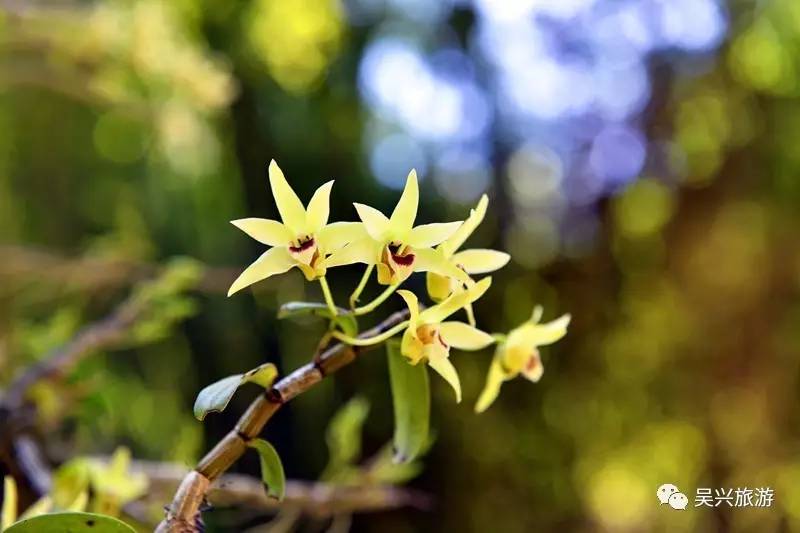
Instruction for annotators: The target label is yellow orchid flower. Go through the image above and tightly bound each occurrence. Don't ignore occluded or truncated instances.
[427,194,510,302]
[88,447,148,515]
[475,307,570,413]
[396,277,495,403]
[228,160,363,296]
[2,476,17,530]
[326,169,469,287]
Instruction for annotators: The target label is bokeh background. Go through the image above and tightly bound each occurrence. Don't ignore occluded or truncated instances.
[2,0,800,531]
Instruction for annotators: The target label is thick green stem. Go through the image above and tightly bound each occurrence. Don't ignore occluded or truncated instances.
[352,282,400,316]
[349,264,374,308]
[331,321,409,346]
[319,277,338,317]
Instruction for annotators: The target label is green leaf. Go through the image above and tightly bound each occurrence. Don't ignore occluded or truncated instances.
[193,363,278,420]
[368,444,424,484]
[325,396,370,470]
[386,340,430,463]
[248,439,286,500]
[278,301,332,319]
[277,301,358,337]
[4,512,135,533]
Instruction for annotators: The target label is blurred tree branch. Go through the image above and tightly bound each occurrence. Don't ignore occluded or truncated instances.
[2,290,143,410]
[129,460,430,520]
[0,245,238,295]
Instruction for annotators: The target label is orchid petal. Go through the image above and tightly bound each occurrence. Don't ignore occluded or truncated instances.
[324,237,381,268]
[502,343,530,373]
[452,249,510,274]
[305,180,334,233]
[396,290,420,331]
[269,160,307,234]
[420,277,491,324]
[441,194,488,255]
[354,203,390,241]
[439,321,495,350]
[509,314,571,348]
[228,247,295,296]
[474,356,507,413]
[520,352,544,382]
[317,222,367,253]
[407,222,462,248]
[231,218,292,247]
[296,262,318,280]
[376,262,394,285]
[426,347,461,403]
[389,169,418,236]
[413,248,470,284]
[426,271,453,302]
[401,329,424,364]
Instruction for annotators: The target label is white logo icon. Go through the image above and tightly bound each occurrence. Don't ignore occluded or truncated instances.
[658,484,687,510]
[669,492,689,510]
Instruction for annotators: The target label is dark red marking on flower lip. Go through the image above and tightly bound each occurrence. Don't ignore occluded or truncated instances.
[437,331,449,348]
[525,355,540,372]
[391,252,415,266]
[289,237,315,253]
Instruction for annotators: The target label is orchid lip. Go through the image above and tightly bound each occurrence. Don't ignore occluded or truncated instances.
[437,331,448,349]
[525,353,540,373]
[391,252,415,266]
[416,324,448,349]
[387,244,415,266]
[499,358,515,374]
[289,236,315,253]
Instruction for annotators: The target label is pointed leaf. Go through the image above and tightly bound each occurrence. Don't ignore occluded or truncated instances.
[325,397,370,470]
[387,340,430,463]
[367,444,425,485]
[242,364,279,389]
[194,363,278,420]
[4,512,135,533]
[278,301,333,319]
[249,439,286,500]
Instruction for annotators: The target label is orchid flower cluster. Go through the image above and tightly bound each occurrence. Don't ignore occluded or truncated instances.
[229,160,570,412]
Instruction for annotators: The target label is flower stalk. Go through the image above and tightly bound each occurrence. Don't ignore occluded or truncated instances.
[330,321,409,346]
[351,282,401,316]
[349,264,374,308]
[318,277,338,317]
